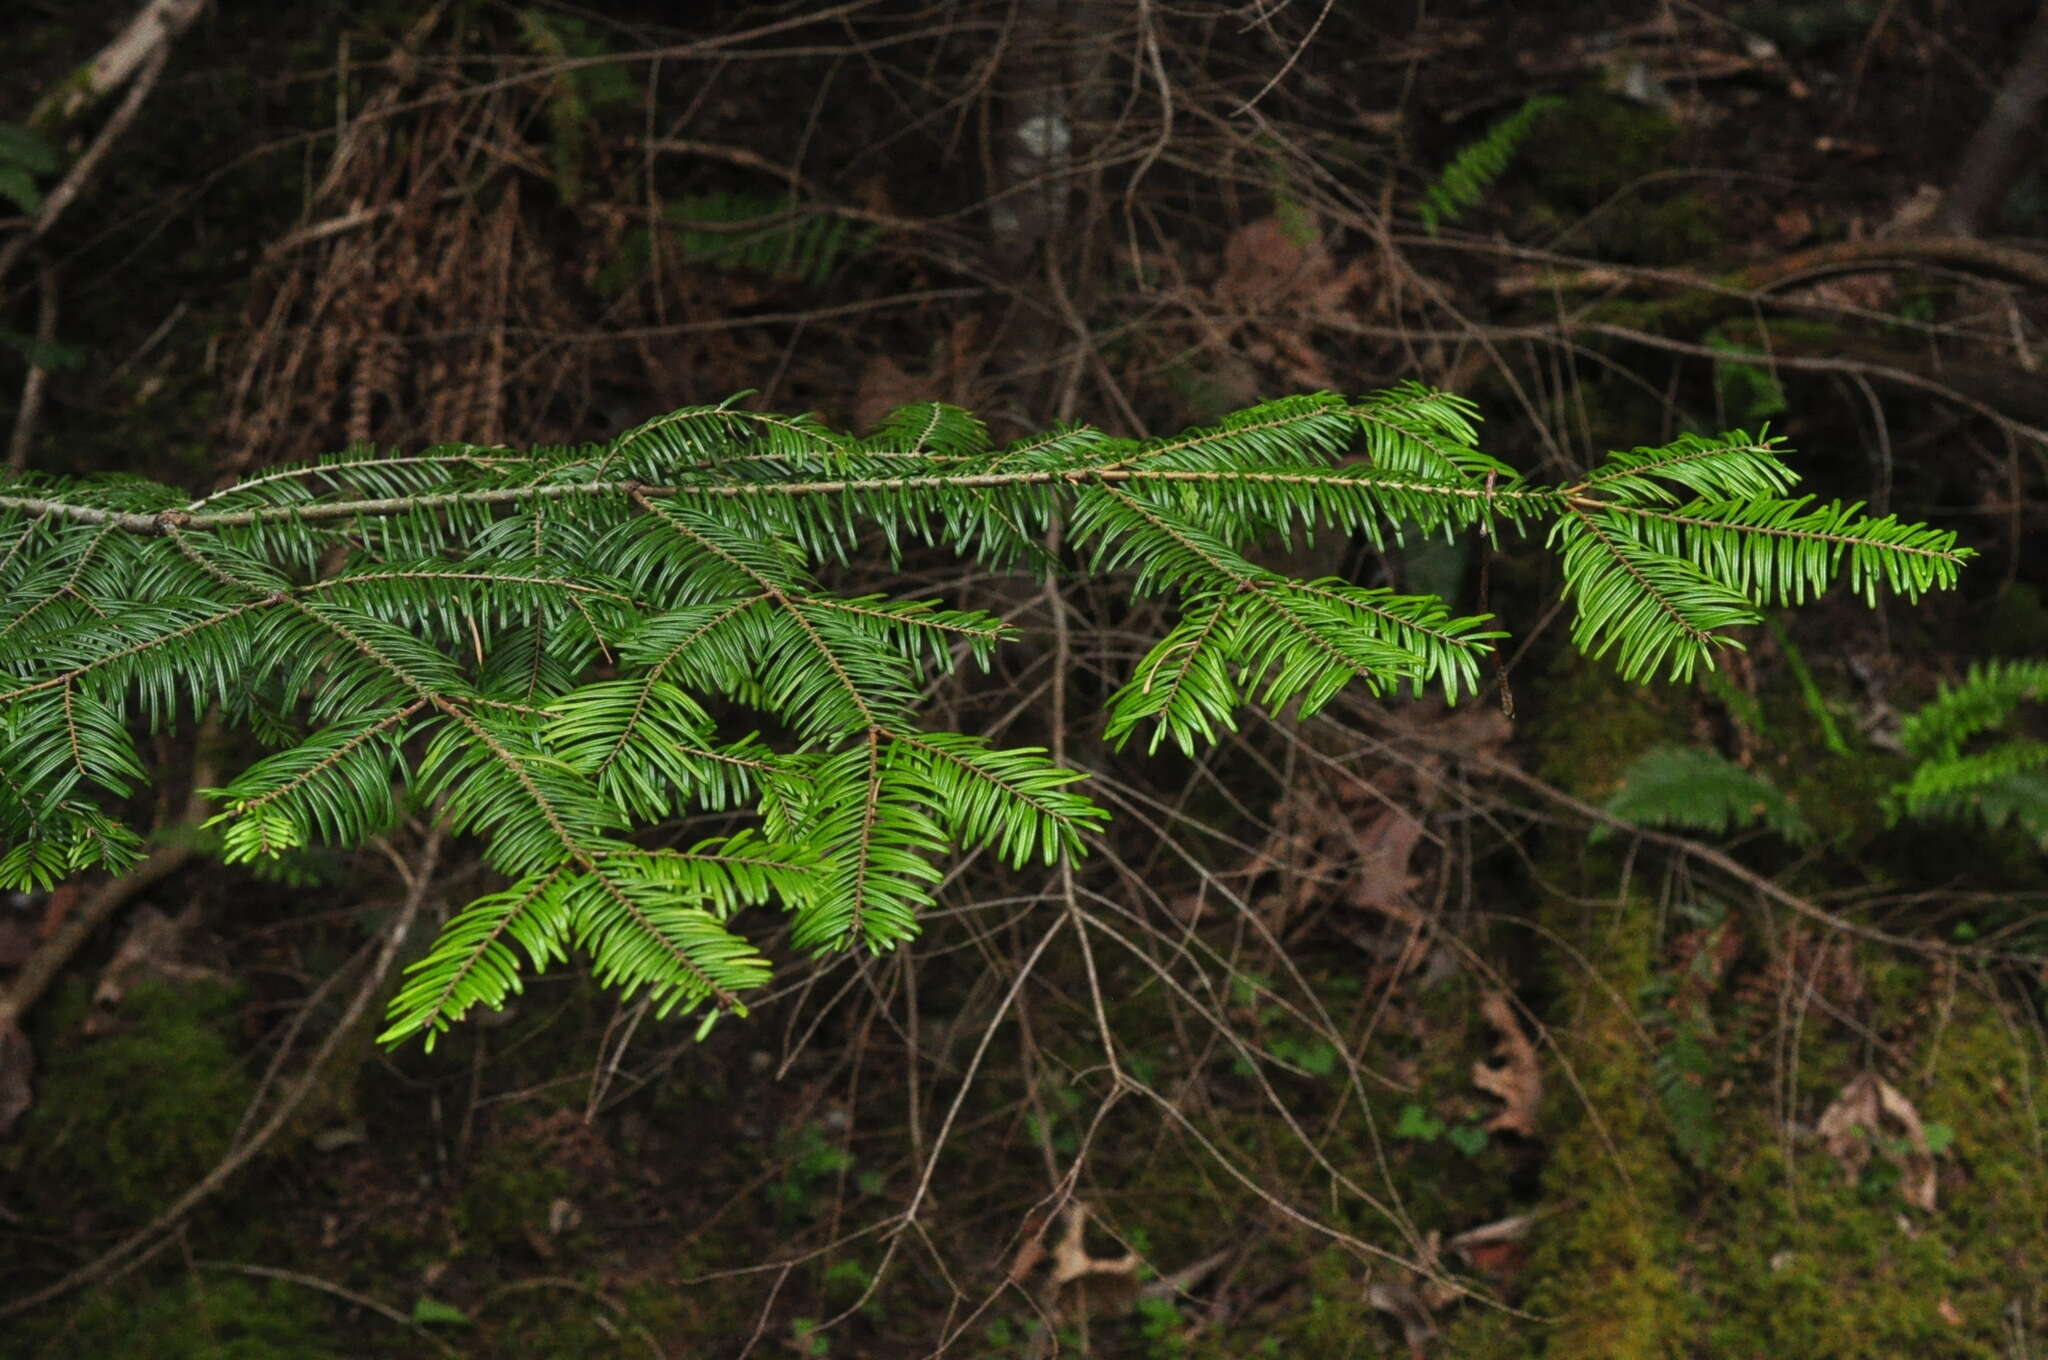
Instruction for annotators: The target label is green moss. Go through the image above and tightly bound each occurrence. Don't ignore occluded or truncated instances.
[14,976,253,1221]
[1679,990,2036,1358]
[1532,652,1686,799]
[18,1275,344,1359]
[1594,192,1723,267]
[1520,93,1680,211]
[1513,93,1721,266]
[457,1138,573,1254]
[1520,903,1686,1359]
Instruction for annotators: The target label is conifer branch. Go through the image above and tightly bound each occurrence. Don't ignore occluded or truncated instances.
[0,387,1971,1042]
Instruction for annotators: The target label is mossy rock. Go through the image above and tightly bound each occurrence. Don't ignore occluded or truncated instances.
[13,975,253,1222]
[1516,91,1723,265]
[1519,92,1680,212]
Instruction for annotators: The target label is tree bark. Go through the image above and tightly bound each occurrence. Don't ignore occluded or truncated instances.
[1937,0,2048,237]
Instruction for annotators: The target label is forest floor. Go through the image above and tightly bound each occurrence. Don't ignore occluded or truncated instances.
[3,2,2047,1357]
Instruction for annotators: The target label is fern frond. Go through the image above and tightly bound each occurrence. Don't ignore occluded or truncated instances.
[1415,94,1562,233]
[1957,770,2048,842]
[1653,1028,1722,1167]
[1593,746,1814,844]
[1890,660,2048,843]
[664,192,878,287]
[1896,659,2048,759]
[1894,742,2048,818]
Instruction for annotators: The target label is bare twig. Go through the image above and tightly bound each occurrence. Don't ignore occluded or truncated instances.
[27,0,207,129]
[5,262,58,471]
[0,42,172,288]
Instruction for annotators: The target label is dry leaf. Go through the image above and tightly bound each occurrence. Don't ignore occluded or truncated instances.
[1446,1211,1536,1280]
[1815,1071,1938,1211]
[1772,207,1814,246]
[1042,1202,1142,1320]
[1938,1296,1963,1328]
[1472,994,1541,1136]
[1365,1279,1437,1359]
[1005,1210,1051,1284]
[1214,214,1333,311]
[1047,1202,1140,1289]
[1346,807,1427,918]
[1878,184,1943,238]
[852,355,926,433]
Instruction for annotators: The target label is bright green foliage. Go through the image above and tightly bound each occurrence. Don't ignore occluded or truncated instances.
[1892,658,2048,843]
[1415,94,1562,233]
[1595,745,1815,845]
[0,387,1967,1044]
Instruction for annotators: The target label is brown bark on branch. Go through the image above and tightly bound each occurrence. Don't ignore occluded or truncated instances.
[1936,0,2048,237]
[27,0,208,131]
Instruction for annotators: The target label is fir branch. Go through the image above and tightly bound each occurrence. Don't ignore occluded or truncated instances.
[0,386,1973,1043]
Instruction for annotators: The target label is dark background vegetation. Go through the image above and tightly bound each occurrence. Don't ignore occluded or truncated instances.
[3,1,2047,1355]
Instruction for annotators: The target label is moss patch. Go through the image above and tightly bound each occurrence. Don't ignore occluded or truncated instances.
[18,1275,344,1360]
[12,976,253,1223]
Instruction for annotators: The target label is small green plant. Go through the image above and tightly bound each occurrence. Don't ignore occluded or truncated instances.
[0,121,57,214]
[0,388,1969,1050]
[409,1297,472,1328]
[1595,745,1815,844]
[1266,1032,1339,1079]
[1891,659,2048,846]
[1415,94,1563,233]
[1652,1025,1722,1168]
[1136,1294,1189,1359]
[769,1122,855,1223]
[1392,1102,1489,1155]
[788,1316,830,1358]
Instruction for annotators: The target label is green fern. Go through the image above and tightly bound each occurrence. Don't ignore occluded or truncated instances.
[1653,1025,1722,1168]
[1893,659,2048,844]
[670,193,876,287]
[600,192,878,294]
[518,8,636,205]
[1416,95,1563,234]
[0,387,1967,1044]
[1592,746,1815,845]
